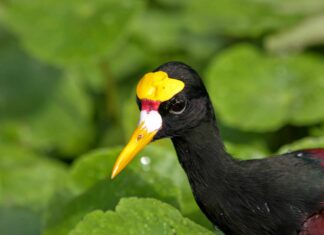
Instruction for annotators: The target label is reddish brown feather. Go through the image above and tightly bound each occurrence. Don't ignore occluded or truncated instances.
[300,211,324,235]
[303,149,324,168]
[298,149,324,234]
[303,149,324,157]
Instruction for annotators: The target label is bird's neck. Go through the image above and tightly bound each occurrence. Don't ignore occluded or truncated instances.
[171,117,236,188]
[171,116,243,226]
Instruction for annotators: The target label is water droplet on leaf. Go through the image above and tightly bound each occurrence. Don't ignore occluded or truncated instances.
[140,156,151,166]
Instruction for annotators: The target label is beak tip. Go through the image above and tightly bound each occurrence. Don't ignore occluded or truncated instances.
[110,123,158,181]
[111,166,120,179]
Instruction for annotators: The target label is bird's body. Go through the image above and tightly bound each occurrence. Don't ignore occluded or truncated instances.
[112,62,324,235]
[172,121,324,234]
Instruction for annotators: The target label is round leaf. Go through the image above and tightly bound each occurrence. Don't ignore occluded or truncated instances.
[69,198,215,235]
[206,44,324,131]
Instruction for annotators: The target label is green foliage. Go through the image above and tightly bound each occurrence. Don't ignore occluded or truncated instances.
[0,32,94,156]
[44,147,182,235]
[1,0,324,234]
[0,144,67,210]
[69,198,215,235]
[184,0,301,37]
[279,136,324,154]
[266,15,324,53]
[2,0,144,65]
[206,44,324,131]
[0,144,66,235]
[0,207,42,235]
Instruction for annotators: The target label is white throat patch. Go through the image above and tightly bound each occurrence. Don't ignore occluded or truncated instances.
[139,110,162,133]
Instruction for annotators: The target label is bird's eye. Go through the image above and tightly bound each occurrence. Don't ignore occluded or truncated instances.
[169,99,186,115]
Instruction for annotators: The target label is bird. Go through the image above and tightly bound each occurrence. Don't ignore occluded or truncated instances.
[111,62,324,235]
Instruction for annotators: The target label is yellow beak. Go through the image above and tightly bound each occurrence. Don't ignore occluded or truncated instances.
[111,110,162,179]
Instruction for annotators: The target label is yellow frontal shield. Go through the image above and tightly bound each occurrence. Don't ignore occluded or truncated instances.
[136,71,184,102]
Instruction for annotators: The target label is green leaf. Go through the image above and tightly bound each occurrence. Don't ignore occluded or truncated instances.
[69,198,214,235]
[269,0,324,15]
[219,124,270,159]
[224,141,268,160]
[109,42,149,81]
[278,136,324,154]
[133,10,186,52]
[24,72,95,156]
[121,92,140,138]
[131,9,225,67]
[2,0,144,65]
[68,147,122,193]
[0,206,42,235]
[266,15,324,53]
[0,31,60,119]
[0,31,94,156]
[310,124,324,137]
[184,0,302,37]
[206,44,324,131]
[286,54,324,125]
[106,141,212,229]
[44,147,181,235]
[206,44,293,131]
[0,144,67,210]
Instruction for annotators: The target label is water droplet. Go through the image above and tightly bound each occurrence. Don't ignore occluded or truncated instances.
[140,156,151,166]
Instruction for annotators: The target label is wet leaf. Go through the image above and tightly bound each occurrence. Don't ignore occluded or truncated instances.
[69,198,215,235]
[44,147,181,235]
[128,142,213,229]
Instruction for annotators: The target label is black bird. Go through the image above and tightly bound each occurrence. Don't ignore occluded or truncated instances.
[111,62,324,235]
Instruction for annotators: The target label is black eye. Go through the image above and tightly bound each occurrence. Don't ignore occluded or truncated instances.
[169,99,186,114]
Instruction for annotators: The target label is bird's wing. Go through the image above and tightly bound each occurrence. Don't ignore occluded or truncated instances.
[296,149,324,235]
[295,148,324,204]
[297,149,324,170]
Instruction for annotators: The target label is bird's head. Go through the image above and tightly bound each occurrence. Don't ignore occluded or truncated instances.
[111,62,212,178]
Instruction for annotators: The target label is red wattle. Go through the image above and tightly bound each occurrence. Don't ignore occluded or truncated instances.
[141,100,161,111]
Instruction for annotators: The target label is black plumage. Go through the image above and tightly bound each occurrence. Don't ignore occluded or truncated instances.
[149,62,324,235]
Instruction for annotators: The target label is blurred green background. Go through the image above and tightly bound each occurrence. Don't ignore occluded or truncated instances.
[1,0,324,234]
